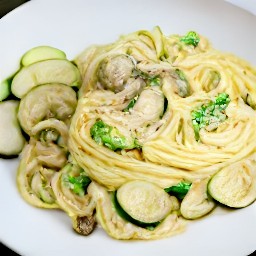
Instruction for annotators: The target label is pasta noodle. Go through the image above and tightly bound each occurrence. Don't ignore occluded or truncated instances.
[70,27,256,188]
[16,26,256,240]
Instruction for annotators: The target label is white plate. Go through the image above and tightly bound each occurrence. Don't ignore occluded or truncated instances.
[0,0,256,255]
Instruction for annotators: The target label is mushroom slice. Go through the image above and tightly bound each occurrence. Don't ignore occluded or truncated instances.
[180,178,216,219]
[72,215,96,236]
[97,54,134,92]
[132,86,165,122]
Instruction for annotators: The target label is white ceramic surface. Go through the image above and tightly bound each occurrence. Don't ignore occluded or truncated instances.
[0,0,255,255]
[226,0,256,15]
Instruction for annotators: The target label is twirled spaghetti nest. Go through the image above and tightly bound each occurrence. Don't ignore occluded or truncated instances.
[69,27,256,190]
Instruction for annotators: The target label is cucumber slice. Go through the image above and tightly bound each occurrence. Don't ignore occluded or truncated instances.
[11,59,82,98]
[0,100,26,157]
[0,79,11,101]
[208,163,256,208]
[21,45,67,66]
[116,180,172,224]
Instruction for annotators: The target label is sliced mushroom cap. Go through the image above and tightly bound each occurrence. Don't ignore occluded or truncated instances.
[180,178,216,219]
[132,86,165,121]
[97,54,134,92]
[72,215,96,236]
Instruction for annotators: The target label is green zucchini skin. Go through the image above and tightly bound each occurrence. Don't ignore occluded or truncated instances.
[0,100,26,157]
[112,192,160,230]
[114,180,173,228]
[0,79,11,101]
[21,45,67,67]
[207,162,256,208]
[11,59,82,98]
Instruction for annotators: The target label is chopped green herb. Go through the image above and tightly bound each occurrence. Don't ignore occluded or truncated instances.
[123,97,137,112]
[90,120,139,150]
[191,93,231,140]
[164,182,192,200]
[67,174,91,196]
[148,76,161,86]
[180,31,200,47]
[132,69,161,86]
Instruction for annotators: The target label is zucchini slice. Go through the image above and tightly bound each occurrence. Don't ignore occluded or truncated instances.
[11,59,81,98]
[116,180,173,224]
[0,100,25,157]
[208,161,256,208]
[0,79,11,101]
[21,45,67,66]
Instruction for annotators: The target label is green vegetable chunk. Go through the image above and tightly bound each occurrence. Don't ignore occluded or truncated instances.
[63,164,91,196]
[208,162,256,208]
[112,192,159,230]
[133,69,161,86]
[180,31,200,47]
[164,181,192,199]
[123,97,137,112]
[67,174,91,196]
[90,120,139,150]
[0,79,11,101]
[115,180,173,228]
[191,92,230,140]
[21,45,67,66]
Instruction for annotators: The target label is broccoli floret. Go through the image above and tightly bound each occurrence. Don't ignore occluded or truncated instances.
[90,120,139,150]
[180,31,200,47]
[191,93,230,140]
[62,163,91,196]
[67,174,91,196]
[164,182,192,200]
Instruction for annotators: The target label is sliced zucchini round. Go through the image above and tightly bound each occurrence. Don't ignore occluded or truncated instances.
[21,45,67,66]
[208,162,256,208]
[0,100,25,157]
[17,83,77,136]
[11,59,81,98]
[0,79,11,101]
[116,180,172,224]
